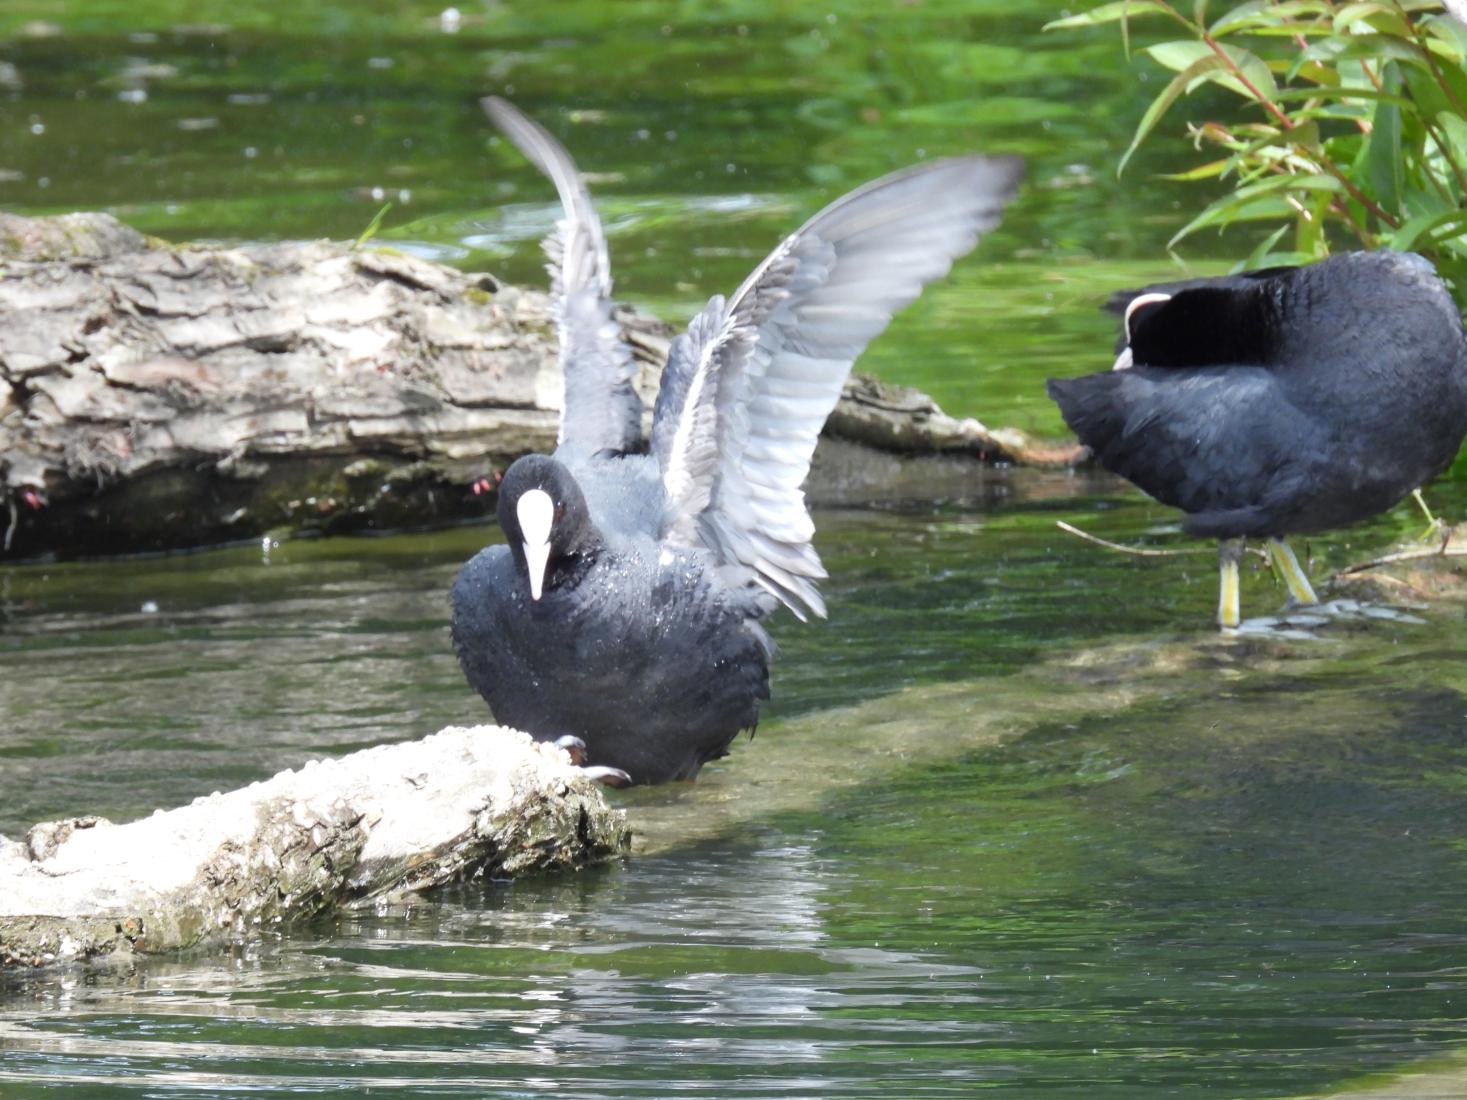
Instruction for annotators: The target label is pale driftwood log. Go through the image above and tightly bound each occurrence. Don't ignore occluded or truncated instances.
[0,211,1079,560]
[0,725,630,968]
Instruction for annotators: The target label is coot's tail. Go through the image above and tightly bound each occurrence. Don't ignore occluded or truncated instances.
[1044,371,1280,539]
[1045,374,1126,455]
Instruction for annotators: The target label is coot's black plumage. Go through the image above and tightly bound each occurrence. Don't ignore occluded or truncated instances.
[451,98,1023,782]
[1046,251,1467,627]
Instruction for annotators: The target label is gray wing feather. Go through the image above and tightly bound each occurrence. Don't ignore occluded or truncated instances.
[653,154,1024,618]
[482,97,642,454]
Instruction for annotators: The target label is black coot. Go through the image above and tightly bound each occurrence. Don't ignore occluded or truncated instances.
[451,98,1023,782]
[1047,251,1467,628]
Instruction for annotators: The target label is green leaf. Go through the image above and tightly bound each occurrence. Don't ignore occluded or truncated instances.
[1423,216,1467,251]
[1146,39,1280,101]
[1393,184,1449,222]
[1289,60,1342,87]
[1159,158,1233,180]
[1241,224,1292,267]
[1402,64,1458,134]
[1210,0,1331,36]
[1333,3,1412,37]
[1272,85,1415,109]
[352,203,394,250]
[1423,14,1467,67]
[1147,39,1213,71]
[1042,2,1176,30]
[1390,208,1467,250]
[1119,53,1230,175]
[1436,111,1467,166]
[1235,248,1324,270]
[1292,34,1428,77]
[1167,172,1344,246]
[1213,41,1280,102]
[1420,38,1467,112]
[1211,126,1308,172]
[1363,63,1405,220]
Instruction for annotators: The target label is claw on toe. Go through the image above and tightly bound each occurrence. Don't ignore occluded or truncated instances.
[553,734,588,767]
[581,765,633,788]
[549,735,632,786]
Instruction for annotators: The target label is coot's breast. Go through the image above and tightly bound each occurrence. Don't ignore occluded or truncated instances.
[451,541,770,784]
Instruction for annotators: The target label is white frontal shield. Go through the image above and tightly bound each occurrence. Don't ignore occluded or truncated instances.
[517,488,555,600]
[1114,292,1172,371]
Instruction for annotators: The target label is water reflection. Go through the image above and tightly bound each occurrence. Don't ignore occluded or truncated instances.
[0,839,955,1093]
[6,680,1467,1100]
[4,486,1467,1097]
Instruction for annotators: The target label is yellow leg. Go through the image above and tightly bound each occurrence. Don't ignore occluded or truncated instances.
[1265,537,1319,608]
[1218,538,1243,630]
[1412,488,1444,539]
[1413,488,1436,525]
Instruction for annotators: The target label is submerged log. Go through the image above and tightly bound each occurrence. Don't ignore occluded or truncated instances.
[0,725,630,968]
[0,211,1078,560]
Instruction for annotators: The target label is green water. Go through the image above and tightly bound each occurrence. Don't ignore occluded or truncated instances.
[4,3,1467,1098]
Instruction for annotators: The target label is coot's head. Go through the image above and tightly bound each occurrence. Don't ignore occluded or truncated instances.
[1113,276,1282,371]
[497,455,600,600]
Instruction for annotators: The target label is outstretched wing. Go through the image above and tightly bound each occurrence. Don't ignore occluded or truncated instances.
[652,155,1024,618]
[482,97,641,454]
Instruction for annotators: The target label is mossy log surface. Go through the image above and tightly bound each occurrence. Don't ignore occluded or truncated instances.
[0,211,1078,560]
[0,726,630,968]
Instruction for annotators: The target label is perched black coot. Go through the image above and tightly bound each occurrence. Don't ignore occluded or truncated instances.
[1047,251,1467,628]
[451,98,1023,783]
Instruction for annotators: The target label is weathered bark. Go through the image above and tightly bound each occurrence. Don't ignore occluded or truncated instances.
[0,725,630,968]
[0,211,1078,560]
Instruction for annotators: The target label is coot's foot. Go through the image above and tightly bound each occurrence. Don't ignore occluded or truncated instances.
[1411,488,1446,541]
[551,735,633,786]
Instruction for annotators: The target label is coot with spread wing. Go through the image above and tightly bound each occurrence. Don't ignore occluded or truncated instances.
[451,98,1024,782]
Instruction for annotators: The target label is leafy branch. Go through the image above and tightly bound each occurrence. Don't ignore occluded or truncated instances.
[1049,0,1467,292]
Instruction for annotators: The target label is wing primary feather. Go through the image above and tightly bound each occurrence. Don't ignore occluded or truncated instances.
[652,153,1024,617]
[482,97,642,454]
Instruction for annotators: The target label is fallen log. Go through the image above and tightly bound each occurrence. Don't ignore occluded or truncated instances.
[0,211,1079,560]
[0,725,630,968]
